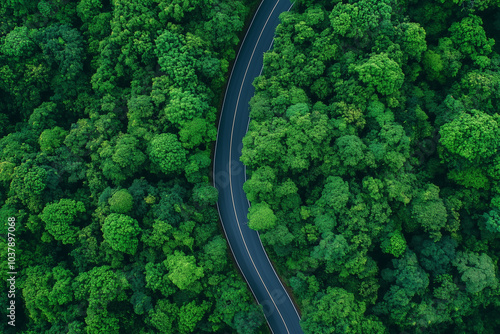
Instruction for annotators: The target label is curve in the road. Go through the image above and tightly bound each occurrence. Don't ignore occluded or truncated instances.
[213,1,303,333]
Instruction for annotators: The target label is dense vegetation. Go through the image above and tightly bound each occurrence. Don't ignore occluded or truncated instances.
[0,1,268,333]
[242,0,500,333]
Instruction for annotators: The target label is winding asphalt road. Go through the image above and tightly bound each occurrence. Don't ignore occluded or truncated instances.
[213,0,303,333]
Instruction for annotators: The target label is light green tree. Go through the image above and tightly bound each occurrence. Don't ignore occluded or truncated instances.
[301,287,387,334]
[440,110,500,162]
[381,232,407,258]
[352,53,404,95]
[39,199,85,244]
[22,265,74,324]
[148,133,187,174]
[178,300,210,333]
[449,15,495,63]
[165,250,204,290]
[2,26,36,57]
[108,189,133,213]
[102,213,141,255]
[39,126,67,154]
[192,183,218,206]
[247,201,277,231]
[398,22,427,61]
[149,299,178,333]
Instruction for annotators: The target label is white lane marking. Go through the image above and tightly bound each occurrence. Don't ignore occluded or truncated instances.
[228,1,291,333]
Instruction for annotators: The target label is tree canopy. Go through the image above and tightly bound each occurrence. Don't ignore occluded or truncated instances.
[0,0,267,333]
[241,0,500,332]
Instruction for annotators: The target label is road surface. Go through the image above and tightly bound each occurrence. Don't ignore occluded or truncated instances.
[213,0,303,333]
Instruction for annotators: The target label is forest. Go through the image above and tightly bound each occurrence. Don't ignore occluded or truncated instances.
[1,0,499,333]
[241,0,500,333]
[0,0,268,333]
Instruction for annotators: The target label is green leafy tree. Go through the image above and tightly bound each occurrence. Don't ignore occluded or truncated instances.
[108,189,134,213]
[178,300,210,333]
[165,88,212,126]
[130,291,152,315]
[414,236,457,276]
[155,30,197,88]
[39,199,85,244]
[126,95,155,135]
[99,134,146,183]
[233,305,266,334]
[440,111,500,163]
[209,277,256,330]
[329,0,392,39]
[381,232,407,258]
[374,285,412,326]
[453,251,498,294]
[483,208,500,234]
[0,161,16,186]
[2,26,36,58]
[22,265,75,325]
[457,70,500,113]
[311,232,349,273]
[397,22,427,61]
[102,213,141,255]
[335,135,369,169]
[411,184,447,239]
[165,251,204,290]
[179,117,217,149]
[243,166,276,204]
[74,266,129,333]
[383,251,430,297]
[149,299,178,333]
[144,262,176,298]
[8,162,47,213]
[202,1,246,52]
[449,15,495,65]
[192,183,218,206]
[201,236,229,273]
[352,53,404,96]
[39,126,67,154]
[317,176,350,213]
[184,150,211,183]
[74,265,130,306]
[301,287,387,334]
[76,0,103,23]
[422,37,463,83]
[148,133,187,175]
[247,201,277,231]
[0,129,39,164]
[9,160,49,210]
[37,24,85,80]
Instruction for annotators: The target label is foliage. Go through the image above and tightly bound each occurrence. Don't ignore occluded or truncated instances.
[108,189,134,214]
[39,199,85,244]
[102,213,141,255]
[241,0,500,332]
[3,0,500,332]
[0,0,262,332]
[248,201,277,231]
[148,133,187,175]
